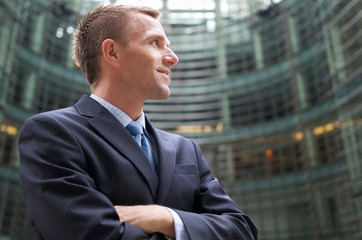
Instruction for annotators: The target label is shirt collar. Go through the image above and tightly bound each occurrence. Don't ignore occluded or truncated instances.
[90,94,146,128]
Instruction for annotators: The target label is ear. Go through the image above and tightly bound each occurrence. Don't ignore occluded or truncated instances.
[101,39,121,68]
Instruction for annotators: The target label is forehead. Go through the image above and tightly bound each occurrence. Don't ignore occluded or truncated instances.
[128,13,168,42]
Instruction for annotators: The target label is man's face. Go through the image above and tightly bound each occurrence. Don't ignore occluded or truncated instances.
[117,13,179,102]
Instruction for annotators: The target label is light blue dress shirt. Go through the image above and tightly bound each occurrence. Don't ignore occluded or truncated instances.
[90,94,189,240]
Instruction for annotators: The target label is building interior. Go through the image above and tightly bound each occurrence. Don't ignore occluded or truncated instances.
[0,0,361,239]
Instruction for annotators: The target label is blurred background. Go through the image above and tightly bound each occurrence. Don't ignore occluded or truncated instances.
[0,0,361,239]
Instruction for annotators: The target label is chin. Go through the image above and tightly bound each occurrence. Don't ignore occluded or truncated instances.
[157,93,170,100]
[151,90,170,100]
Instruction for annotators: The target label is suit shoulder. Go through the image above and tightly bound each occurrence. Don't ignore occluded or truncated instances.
[21,106,79,130]
[155,128,197,147]
[155,128,186,140]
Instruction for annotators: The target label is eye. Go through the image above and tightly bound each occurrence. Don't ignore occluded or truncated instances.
[151,40,159,46]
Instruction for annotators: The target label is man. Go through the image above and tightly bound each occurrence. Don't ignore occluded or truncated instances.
[19,4,257,240]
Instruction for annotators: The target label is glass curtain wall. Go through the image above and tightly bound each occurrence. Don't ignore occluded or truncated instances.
[0,0,361,239]
[156,1,362,238]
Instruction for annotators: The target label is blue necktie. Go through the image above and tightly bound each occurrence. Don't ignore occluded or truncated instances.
[126,121,159,176]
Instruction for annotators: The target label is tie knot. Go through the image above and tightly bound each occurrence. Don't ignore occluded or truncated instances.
[126,121,143,136]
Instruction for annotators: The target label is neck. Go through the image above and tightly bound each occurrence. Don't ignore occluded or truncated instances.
[93,86,144,121]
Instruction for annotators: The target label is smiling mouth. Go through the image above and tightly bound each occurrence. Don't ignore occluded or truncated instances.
[157,69,170,76]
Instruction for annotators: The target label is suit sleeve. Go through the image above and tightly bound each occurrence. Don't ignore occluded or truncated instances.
[18,114,161,240]
[174,140,258,240]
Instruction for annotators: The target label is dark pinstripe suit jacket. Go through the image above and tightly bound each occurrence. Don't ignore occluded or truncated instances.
[19,95,257,240]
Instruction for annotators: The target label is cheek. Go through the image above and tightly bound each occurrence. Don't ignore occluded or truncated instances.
[127,53,154,72]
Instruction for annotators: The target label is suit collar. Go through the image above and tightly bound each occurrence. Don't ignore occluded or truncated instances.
[74,94,104,118]
[74,95,159,199]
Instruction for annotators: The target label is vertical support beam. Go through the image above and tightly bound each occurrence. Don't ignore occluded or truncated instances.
[215,0,234,183]
[215,0,228,79]
[280,3,321,239]
[21,72,36,110]
[161,0,171,30]
[287,13,300,54]
[12,132,20,168]
[247,0,260,15]
[221,94,231,129]
[295,72,308,110]
[329,27,347,85]
[0,181,10,234]
[0,20,10,79]
[340,119,360,181]
[252,30,264,69]
[66,29,75,68]
[314,190,328,234]
[304,128,318,167]
[340,116,362,231]
[31,13,45,53]
[323,25,347,85]
[0,19,11,104]
[221,97,234,183]
[0,6,18,124]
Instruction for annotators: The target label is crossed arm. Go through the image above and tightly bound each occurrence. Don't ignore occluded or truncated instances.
[114,205,175,239]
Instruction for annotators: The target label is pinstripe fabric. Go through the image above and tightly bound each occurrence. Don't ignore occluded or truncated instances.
[19,95,258,240]
[90,94,189,239]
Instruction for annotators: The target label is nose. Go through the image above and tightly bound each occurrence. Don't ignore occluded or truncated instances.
[163,49,179,67]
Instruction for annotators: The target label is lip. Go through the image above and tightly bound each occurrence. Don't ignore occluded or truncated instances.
[157,69,170,76]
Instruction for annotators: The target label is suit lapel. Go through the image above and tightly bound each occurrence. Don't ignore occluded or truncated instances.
[146,118,176,204]
[74,95,159,200]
